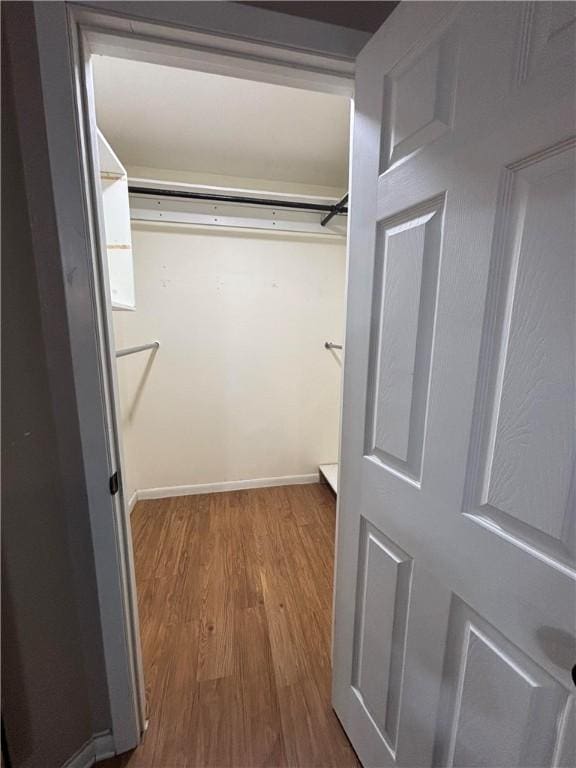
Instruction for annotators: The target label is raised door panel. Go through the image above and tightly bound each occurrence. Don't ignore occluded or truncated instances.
[435,598,570,768]
[352,519,413,756]
[518,2,576,84]
[366,196,444,483]
[382,17,458,171]
[465,137,576,567]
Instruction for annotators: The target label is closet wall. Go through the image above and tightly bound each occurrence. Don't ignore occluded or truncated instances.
[95,57,351,505]
[113,220,346,505]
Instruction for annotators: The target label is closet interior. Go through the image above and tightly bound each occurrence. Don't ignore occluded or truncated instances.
[92,54,353,764]
[94,56,349,504]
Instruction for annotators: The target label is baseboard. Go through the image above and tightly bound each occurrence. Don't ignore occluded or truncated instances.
[62,730,114,768]
[137,473,319,501]
[127,491,138,514]
[94,731,115,762]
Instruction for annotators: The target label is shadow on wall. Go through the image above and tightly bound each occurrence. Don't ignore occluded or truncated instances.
[326,347,343,368]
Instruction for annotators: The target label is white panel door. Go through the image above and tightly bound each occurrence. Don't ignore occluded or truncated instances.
[333,3,576,766]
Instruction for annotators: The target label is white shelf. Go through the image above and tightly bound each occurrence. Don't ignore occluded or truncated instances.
[319,463,338,494]
[98,129,135,310]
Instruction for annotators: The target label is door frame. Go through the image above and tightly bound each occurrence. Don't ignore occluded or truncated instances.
[39,1,357,754]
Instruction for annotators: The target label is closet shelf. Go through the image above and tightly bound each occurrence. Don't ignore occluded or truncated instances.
[319,463,338,494]
[128,182,349,237]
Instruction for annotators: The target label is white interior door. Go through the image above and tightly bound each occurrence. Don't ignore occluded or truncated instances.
[333,2,576,766]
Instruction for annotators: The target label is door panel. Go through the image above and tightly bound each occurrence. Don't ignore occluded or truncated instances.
[352,519,412,751]
[333,3,575,766]
[519,2,576,83]
[366,195,444,482]
[435,598,568,768]
[464,137,575,565]
[382,17,459,171]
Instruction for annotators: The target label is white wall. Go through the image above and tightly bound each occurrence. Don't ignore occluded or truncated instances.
[93,57,350,189]
[113,222,346,502]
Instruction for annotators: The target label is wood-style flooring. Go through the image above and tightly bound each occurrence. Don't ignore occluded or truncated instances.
[104,483,359,768]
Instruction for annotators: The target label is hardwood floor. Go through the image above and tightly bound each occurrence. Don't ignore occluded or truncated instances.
[103,483,359,768]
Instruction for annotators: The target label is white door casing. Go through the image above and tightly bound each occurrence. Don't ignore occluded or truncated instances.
[333,3,576,767]
[41,1,357,752]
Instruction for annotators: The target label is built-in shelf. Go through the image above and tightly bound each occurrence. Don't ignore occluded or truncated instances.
[319,463,338,494]
[98,129,135,311]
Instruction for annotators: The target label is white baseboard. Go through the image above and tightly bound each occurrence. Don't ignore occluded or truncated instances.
[136,473,319,501]
[62,730,114,768]
[127,491,138,514]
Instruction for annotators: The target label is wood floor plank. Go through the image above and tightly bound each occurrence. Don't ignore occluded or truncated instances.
[235,605,286,767]
[196,495,235,682]
[277,680,359,768]
[192,676,244,767]
[152,498,189,579]
[151,620,201,767]
[104,484,360,768]
[165,503,204,625]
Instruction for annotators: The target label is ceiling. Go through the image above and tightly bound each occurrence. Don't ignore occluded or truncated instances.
[240,2,399,33]
[92,56,350,190]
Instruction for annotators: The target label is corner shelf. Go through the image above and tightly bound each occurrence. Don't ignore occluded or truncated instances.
[319,463,338,494]
[98,129,135,311]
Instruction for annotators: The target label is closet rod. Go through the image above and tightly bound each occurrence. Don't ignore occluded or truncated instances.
[128,186,349,216]
[116,341,160,358]
[321,193,348,227]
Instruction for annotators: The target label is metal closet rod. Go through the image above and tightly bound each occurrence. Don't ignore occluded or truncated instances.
[116,341,160,358]
[128,186,349,216]
[321,193,348,227]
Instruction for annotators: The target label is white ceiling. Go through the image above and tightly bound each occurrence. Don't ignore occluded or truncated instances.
[92,56,350,190]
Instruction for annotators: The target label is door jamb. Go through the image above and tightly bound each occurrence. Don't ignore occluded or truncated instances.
[64,3,355,754]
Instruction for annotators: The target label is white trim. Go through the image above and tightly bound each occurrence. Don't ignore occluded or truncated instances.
[62,731,115,768]
[74,0,368,62]
[127,491,138,515]
[137,474,319,501]
[71,10,146,748]
[36,1,357,755]
[74,5,356,96]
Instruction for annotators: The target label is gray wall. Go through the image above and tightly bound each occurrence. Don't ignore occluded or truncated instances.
[1,4,110,766]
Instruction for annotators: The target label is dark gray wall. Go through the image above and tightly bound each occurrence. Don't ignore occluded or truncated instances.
[241,1,398,33]
[1,5,110,766]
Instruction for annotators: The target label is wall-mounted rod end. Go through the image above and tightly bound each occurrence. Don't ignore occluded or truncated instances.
[321,193,349,227]
[324,341,343,350]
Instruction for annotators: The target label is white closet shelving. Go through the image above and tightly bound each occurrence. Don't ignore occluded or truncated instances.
[98,129,135,310]
[128,178,348,237]
[319,463,338,494]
